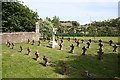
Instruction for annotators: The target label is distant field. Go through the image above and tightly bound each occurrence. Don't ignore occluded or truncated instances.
[2,37,119,78]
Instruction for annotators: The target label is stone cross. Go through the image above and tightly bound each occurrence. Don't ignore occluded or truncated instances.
[51,28,58,48]
[49,28,58,48]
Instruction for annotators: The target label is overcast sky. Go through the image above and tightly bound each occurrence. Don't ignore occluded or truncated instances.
[21,0,119,25]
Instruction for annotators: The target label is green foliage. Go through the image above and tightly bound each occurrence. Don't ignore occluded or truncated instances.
[85,18,120,36]
[40,16,61,38]
[58,18,119,37]
[52,16,60,28]
[91,17,120,28]
[72,21,80,27]
[40,18,53,38]
[2,2,39,32]
[87,26,97,35]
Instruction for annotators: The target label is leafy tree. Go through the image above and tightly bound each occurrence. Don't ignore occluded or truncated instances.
[40,19,53,38]
[96,26,115,36]
[80,27,87,36]
[51,16,61,34]
[2,2,39,32]
[72,21,80,27]
[88,17,120,36]
[87,26,97,35]
[46,17,51,22]
[51,16,60,27]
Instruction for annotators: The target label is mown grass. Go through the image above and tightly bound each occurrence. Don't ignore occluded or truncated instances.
[2,37,119,78]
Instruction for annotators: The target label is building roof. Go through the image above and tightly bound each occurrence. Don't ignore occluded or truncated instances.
[60,23,72,27]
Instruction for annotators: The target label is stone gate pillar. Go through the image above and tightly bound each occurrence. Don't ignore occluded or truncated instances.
[35,22,39,33]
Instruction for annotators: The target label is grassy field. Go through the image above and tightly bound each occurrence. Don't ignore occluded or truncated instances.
[2,37,119,78]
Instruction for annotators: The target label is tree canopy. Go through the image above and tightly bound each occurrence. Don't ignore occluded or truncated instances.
[2,2,39,32]
[87,17,120,36]
[90,18,120,28]
[2,2,119,36]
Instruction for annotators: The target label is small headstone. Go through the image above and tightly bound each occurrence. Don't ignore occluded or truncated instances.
[6,40,9,46]
[28,39,30,44]
[20,45,23,53]
[88,39,92,43]
[70,44,74,53]
[82,46,87,55]
[38,40,41,46]
[62,37,64,40]
[76,40,80,47]
[55,38,58,42]
[60,62,69,75]
[27,47,31,55]
[109,40,113,46]
[47,37,51,42]
[74,38,77,43]
[81,70,93,80]
[113,44,117,52]
[81,39,84,43]
[11,43,15,49]
[97,48,104,60]
[43,56,49,66]
[7,41,11,47]
[60,39,63,44]
[67,37,70,41]
[86,42,90,48]
[99,39,102,43]
[35,51,39,61]
[43,37,46,41]
[59,43,63,50]
[98,42,103,49]
[31,40,35,45]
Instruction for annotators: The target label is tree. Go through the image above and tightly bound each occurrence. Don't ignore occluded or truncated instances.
[89,17,120,36]
[41,19,53,38]
[2,2,39,32]
[87,26,97,36]
[52,16,60,28]
[81,27,87,35]
[72,21,80,27]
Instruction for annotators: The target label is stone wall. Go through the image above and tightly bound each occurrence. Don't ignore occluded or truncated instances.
[0,33,2,44]
[0,32,41,44]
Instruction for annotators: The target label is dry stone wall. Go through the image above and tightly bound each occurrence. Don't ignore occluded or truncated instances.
[0,32,40,44]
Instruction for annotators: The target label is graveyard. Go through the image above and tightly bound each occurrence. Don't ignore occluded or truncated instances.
[2,37,119,78]
[1,1,120,79]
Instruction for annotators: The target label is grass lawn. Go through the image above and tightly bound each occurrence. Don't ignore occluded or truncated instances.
[2,37,119,78]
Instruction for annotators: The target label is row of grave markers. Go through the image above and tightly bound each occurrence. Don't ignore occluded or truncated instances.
[5,38,118,78]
